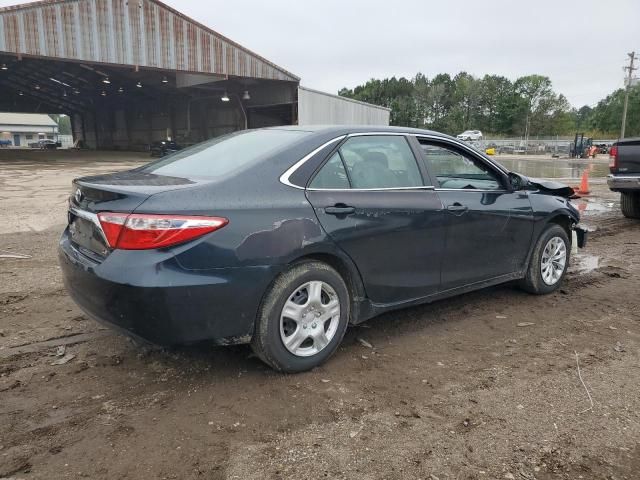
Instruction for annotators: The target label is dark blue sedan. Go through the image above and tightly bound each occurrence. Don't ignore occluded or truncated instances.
[59,126,586,372]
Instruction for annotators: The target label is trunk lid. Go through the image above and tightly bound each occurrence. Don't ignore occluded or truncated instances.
[611,138,640,174]
[67,170,201,260]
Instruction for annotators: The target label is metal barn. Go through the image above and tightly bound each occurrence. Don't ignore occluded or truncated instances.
[0,0,387,151]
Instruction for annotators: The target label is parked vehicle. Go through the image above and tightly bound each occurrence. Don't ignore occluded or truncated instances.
[570,133,592,158]
[28,139,59,149]
[456,130,483,141]
[59,126,586,372]
[485,142,498,155]
[150,140,182,157]
[0,139,11,148]
[608,138,640,218]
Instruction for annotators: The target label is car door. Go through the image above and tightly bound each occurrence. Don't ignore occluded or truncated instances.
[305,134,446,304]
[415,137,534,291]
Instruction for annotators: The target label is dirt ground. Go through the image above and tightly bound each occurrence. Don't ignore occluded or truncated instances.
[1,151,639,480]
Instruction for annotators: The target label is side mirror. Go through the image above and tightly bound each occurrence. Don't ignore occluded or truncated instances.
[508,172,529,191]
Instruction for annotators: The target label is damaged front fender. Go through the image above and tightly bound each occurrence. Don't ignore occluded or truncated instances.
[509,172,576,198]
[526,177,576,199]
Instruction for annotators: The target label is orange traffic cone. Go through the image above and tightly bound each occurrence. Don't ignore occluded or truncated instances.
[576,170,590,195]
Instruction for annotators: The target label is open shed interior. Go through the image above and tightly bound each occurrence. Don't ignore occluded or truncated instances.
[0,54,298,150]
[0,0,300,150]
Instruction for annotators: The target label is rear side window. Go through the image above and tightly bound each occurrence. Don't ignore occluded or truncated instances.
[340,136,423,189]
[141,129,310,178]
[309,152,350,189]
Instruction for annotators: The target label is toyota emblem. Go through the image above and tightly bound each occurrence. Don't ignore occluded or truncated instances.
[74,188,83,204]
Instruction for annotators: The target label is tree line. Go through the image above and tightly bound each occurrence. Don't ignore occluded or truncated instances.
[338,73,640,138]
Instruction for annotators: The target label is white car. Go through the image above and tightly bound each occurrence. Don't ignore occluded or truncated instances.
[456,130,483,141]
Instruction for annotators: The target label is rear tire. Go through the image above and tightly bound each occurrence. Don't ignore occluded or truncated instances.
[620,192,640,219]
[519,224,570,295]
[251,261,350,373]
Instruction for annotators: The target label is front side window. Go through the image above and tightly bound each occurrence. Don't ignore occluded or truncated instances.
[420,142,503,190]
[339,136,423,189]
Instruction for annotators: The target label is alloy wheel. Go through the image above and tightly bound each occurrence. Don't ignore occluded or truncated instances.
[541,236,567,286]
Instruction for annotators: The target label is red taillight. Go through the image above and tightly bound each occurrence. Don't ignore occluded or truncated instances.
[609,145,618,171]
[97,212,128,247]
[97,213,228,250]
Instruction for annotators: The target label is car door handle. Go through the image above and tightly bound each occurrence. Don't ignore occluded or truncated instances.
[325,205,355,215]
[446,203,469,215]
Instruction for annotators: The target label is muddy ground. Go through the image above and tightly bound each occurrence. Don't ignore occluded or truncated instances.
[1,151,639,479]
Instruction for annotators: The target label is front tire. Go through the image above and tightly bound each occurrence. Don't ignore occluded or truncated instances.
[251,261,350,373]
[620,192,640,219]
[519,224,570,295]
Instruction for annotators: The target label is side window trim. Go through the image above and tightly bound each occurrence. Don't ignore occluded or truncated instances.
[406,135,436,187]
[306,138,351,190]
[415,138,509,192]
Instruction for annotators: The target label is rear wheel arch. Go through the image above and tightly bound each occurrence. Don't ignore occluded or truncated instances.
[287,252,366,323]
[251,259,351,372]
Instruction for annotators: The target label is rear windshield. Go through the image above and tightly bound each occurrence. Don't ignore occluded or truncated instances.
[141,129,310,178]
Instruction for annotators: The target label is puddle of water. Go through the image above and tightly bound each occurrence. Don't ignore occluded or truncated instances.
[570,253,600,274]
[495,158,609,179]
[572,198,618,215]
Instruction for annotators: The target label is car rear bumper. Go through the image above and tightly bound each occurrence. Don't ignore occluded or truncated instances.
[58,229,278,346]
[608,174,640,192]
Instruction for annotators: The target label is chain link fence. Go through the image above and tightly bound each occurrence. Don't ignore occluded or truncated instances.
[466,137,616,156]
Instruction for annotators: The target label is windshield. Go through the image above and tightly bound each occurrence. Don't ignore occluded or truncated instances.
[141,129,310,179]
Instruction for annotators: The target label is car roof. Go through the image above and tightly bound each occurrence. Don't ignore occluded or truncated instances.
[265,124,453,139]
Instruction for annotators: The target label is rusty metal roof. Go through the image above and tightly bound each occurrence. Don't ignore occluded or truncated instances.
[0,0,299,82]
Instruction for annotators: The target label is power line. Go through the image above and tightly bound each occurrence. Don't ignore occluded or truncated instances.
[621,51,637,139]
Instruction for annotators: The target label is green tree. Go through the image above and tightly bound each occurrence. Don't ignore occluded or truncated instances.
[50,114,72,135]
[584,85,640,137]
[338,71,635,137]
[421,73,456,132]
[477,75,518,134]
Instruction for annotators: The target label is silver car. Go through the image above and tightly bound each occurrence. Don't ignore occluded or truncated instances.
[457,130,483,141]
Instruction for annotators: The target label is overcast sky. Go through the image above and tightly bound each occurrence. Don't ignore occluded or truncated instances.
[171,0,639,107]
[2,0,638,107]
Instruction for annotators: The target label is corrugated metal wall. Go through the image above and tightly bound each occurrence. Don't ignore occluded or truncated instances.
[0,0,298,82]
[297,86,390,126]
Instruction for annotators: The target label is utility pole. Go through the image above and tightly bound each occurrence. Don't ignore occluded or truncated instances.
[621,51,637,139]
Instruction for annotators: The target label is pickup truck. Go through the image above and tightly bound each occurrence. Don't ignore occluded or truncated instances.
[608,138,640,218]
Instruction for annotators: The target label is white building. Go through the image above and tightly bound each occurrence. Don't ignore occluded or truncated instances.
[0,113,59,148]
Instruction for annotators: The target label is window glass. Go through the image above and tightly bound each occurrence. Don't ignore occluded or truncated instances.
[339,136,423,189]
[420,143,502,190]
[309,152,350,189]
[142,129,310,178]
